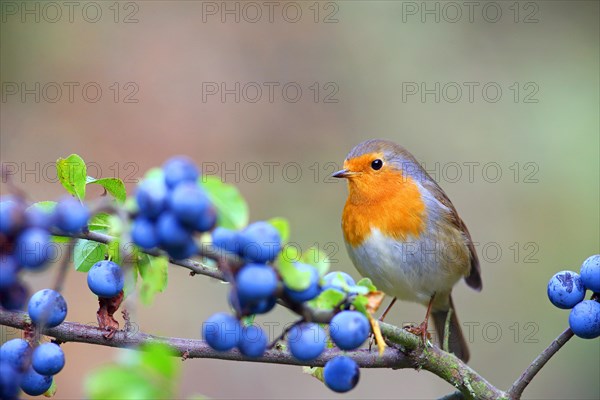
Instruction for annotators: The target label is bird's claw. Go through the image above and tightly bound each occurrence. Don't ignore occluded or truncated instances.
[404,321,432,344]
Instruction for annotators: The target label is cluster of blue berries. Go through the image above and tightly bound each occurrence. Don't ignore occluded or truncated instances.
[0,288,68,398]
[132,157,216,260]
[204,218,369,395]
[0,196,89,311]
[547,255,600,339]
[1,195,125,398]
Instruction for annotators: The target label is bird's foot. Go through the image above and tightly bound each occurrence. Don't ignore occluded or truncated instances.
[404,320,431,344]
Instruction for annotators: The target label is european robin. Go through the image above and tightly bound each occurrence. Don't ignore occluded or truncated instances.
[333,139,482,362]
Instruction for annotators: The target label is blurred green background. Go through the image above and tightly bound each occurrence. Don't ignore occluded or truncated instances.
[1,1,598,399]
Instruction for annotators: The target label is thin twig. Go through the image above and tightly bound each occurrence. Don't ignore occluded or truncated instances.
[53,238,76,293]
[0,310,409,369]
[507,328,575,399]
[443,307,453,353]
[267,317,303,349]
[52,229,229,280]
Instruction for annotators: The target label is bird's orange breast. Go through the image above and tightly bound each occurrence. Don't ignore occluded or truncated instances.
[341,171,426,247]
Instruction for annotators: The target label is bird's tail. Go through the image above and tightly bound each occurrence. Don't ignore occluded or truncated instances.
[431,295,470,363]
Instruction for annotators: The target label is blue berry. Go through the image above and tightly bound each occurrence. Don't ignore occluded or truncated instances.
[323,356,360,393]
[285,263,320,303]
[14,228,51,269]
[28,289,67,328]
[164,237,198,260]
[20,367,53,396]
[0,198,24,235]
[32,343,65,376]
[131,217,159,249]
[238,325,268,358]
[25,206,54,229]
[569,300,600,339]
[0,281,29,310]
[0,338,32,371]
[547,270,586,309]
[87,261,124,298]
[580,255,600,293]
[54,197,89,233]
[136,178,168,219]
[156,212,191,249]
[212,228,242,255]
[202,313,241,351]
[329,311,370,350]
[169,183,212,227]
[0,256,20,290]
[192,204,217,232]
[287,323,326,361]
[236,264,278,303]
[0,361,21,399]
[229,290,276,315]
[322,271,355,291]
[163,156,199,189]
[238,221,281,263]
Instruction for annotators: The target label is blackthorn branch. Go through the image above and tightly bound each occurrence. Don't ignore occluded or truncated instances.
[1,308,505,399]
[10,228,577,400]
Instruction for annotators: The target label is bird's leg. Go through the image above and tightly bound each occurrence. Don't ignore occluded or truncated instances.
[379,297,397,323]
[406,294,435,343]
[369,297,397,350]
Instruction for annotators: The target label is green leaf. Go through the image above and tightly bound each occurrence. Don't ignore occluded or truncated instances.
[88,213,111,231]
[45,377,57,397]
[137,254,168,305]
[56,154,87,200]
[86,366,161,400]
[308,288,346,310]
[124,196,139,214]
[277,254,312,291]
[139,343,179,380]
[352,295,369,314]
[85,343,178,400]
[74,239,107,272]
[303,366,324,383]
[123,262,138,298]
[52,235,72,243]
[346,285,369,295]
[356,277,377,292]
[268,217,290,243]
[200,176,248,230]
[144,167,164,180]
[29,201,57,213]
[87,177,127,203]
[107,240,121,264]
[241,314,256,327]
[301,247,330,277]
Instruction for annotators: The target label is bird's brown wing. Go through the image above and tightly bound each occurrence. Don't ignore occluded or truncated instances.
[422,177,482,291]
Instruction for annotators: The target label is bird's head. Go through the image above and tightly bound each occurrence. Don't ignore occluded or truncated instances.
[333,139,424,204]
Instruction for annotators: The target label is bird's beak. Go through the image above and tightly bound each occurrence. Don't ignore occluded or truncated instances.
[332,169,354,179]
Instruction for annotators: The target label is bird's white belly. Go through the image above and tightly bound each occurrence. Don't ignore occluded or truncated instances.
[346,228,464,306]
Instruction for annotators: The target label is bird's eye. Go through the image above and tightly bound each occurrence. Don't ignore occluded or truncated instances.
[371,159,383,170]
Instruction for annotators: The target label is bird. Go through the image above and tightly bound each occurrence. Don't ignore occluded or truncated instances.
[332,139,482,362]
